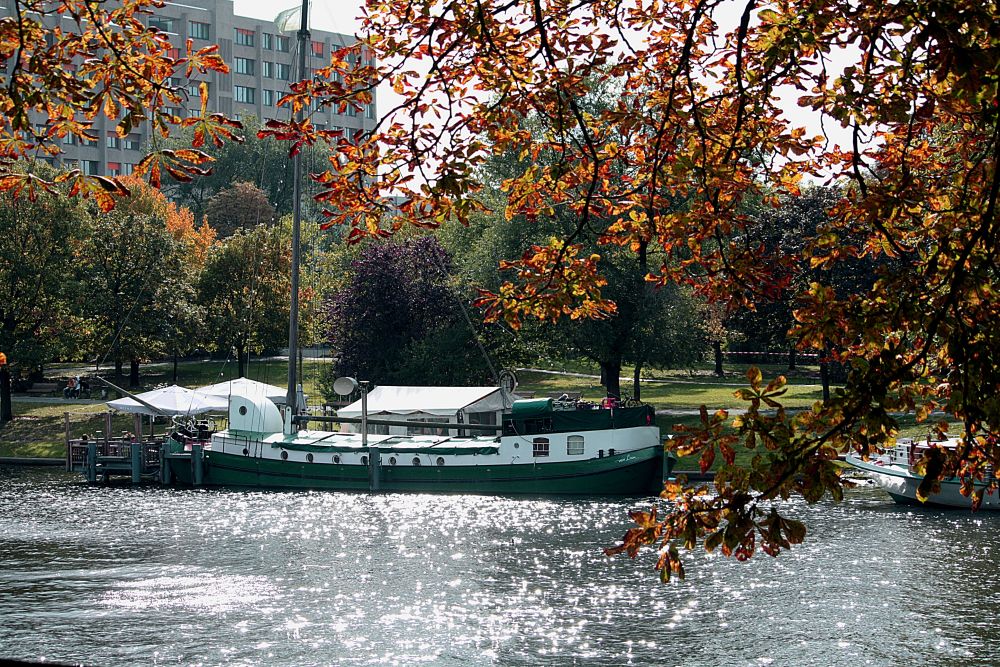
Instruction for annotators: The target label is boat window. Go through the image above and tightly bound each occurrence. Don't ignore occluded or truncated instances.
[406,417,452,436]
[468,411,497,425]
[567,435,584,456]
[533,437,550,457]
[512,418,553,435]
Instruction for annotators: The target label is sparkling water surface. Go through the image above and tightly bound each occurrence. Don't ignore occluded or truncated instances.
[1,466,997,666]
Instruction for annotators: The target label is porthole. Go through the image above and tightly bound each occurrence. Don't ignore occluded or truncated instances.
[333,454,341,464]
[306,453,314,463]
[389,456,397,466]
[280,450,288,460]
[436,457,445,466]
[242,448,249,456]
[361,455,369,466]
[238,406,247,416]
[412,457,421,466]
[513,442,519,449]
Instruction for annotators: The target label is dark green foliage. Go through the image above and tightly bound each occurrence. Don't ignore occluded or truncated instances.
[0,170,88,380]
[323,237,497,394]
[197,224,293,378]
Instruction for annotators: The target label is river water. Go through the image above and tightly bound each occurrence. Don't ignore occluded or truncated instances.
[0,466,997,667]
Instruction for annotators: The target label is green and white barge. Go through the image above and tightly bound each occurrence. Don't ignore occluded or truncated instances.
[165,394,673,495]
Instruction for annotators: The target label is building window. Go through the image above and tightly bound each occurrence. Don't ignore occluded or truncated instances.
[62,134,76,146]
[234,57,255,76]
[262,33,273,50]
[262,61,273,78]
[81,134,98,147]
[107,162,121,176]
[311,40,323,58]
[122,163,135,175]
[106,132,119,149]
[148,17,173,32]
[262,89,274,106]
[533,437,550,458]
[189,21,210,40]
[234,86,255,104]
[365,103,375,119]
[275,35,290,52]
[567,435,585,456]
[123,134,140,150]
[275,63,291,80]
[81,160,100,176]
[234,28,255,47]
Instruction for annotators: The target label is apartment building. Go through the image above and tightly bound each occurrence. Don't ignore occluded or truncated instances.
[0,0,376,177]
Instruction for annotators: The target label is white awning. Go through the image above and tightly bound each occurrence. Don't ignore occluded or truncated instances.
[197,378,286,403]
[337,386,515,418]
[106,385,229,416]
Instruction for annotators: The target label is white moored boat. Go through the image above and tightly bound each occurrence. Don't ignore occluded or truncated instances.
[845,435,1000,509]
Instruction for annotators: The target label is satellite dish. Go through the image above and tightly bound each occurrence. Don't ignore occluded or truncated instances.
[498,369,518,393]
[332,376,358,396]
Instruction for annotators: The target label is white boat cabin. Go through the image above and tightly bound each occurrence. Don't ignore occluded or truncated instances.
[337,386,517,436]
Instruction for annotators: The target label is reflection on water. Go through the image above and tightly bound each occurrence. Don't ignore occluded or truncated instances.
[1,467,997,666]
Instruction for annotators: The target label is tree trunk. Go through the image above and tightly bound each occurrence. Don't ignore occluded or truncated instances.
[0,365,12,425]
[129,358,140,388]
[237,344,246,379]
[114,358,124,383]
[713,340,724,377]
[820,357,830,403]
[788,346,797,371]
[600,358,622,399]
[173,349,179,384]
[633,363,642,401]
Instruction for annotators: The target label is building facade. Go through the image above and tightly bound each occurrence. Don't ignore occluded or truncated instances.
[1,0,376,177]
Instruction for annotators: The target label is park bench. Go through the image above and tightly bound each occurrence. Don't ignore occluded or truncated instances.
[24,382,60,396]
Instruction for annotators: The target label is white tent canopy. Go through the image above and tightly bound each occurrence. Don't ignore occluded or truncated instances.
[106,385,229,416]
[197,378,286,403]
[338,386,515,418]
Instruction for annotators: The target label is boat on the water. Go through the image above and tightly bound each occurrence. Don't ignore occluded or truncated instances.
[845,435,999,509]
[165,393,674,495]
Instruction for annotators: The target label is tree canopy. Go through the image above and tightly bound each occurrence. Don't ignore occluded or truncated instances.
[324,236,497,389]
[197,223,294,378]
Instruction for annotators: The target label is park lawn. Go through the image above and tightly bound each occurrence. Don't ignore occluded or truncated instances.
[516,369,826,409]
[0,401,135,458]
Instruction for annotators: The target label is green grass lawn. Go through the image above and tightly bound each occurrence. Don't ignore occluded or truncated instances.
[0,401,136,458]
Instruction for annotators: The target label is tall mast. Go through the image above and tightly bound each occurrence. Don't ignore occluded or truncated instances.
[285,0,309,416]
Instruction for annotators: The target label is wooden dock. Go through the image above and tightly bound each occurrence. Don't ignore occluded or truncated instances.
[65,410,165,483]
